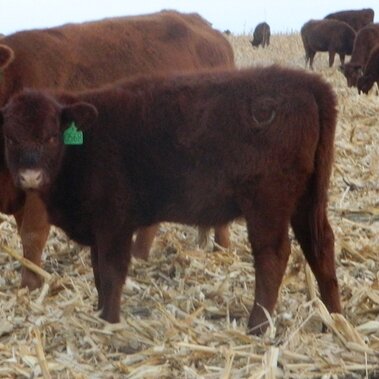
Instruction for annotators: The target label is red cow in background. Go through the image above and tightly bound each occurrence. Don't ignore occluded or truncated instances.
[325,8,374,31]
[341,24,379,87]
[357,44,379,93]
[0,10,234,288]
[301,19,356,69]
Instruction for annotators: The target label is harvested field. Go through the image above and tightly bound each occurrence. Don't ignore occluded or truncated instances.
[1,33,378,378]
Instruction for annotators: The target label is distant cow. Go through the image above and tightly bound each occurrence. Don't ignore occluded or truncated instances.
[251,22,271,48]
[341,24,379,87]
[325,8,374,32]
[0,11,234,289]
[0,65,341,334]
[301,19,356,69]
[357,44,379,94]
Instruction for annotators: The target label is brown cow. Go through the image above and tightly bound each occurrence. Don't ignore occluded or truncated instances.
[341,24,379,87]
[0,65,341,334]
[301,19,356,69]
[0,11,234,289]
[357,44,379,94]
[325,8,374,31]
[250,22,270,48]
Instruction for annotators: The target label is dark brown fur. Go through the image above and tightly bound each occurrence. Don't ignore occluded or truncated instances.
[0,11,234,289]
[250,22,270,48]
[341,24,379,87]
[357,44,379,93]
[325,8,374,31]
[301,19,356,69]
[0,65,341,334]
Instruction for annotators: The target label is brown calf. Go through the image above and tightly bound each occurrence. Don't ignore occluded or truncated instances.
[325,8,374,31]
[301,19,356,69]
[357,44,379,94]
[341,24,379,87]
[0,65,341,334]
[250,22,271,48]
[0,11,234,289]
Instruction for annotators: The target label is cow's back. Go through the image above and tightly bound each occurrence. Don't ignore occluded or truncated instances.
[0,11,234,105]
[301,19,355,52]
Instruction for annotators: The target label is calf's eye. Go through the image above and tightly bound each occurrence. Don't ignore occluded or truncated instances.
[6,137,18,146]
[47,136,58,145]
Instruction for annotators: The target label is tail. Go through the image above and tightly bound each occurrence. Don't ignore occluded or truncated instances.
[308,78,338,255]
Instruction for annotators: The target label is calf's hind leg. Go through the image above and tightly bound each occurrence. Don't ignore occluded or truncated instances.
[244,212,292,335]
[291,198,341,315]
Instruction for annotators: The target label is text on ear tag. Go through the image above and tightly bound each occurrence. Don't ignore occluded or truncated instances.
[63,122,83,145]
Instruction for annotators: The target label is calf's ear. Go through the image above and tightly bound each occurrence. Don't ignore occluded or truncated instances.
[0,45,15,69]
[0,111,3,149]
[61,102,98,131]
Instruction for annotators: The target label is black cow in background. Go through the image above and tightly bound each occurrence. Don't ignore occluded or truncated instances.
[251,22,271,48]
[325,8,374,31]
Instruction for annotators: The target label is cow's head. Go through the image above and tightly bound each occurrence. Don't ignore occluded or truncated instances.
[0,90,98,192]
[357,74,375,95]
[250,39,259,48]
[340,63,363,87]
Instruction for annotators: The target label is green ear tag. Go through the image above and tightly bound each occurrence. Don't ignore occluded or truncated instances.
[63,122,83,145]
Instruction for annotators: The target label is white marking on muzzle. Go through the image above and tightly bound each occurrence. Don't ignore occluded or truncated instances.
[19,169,43,189]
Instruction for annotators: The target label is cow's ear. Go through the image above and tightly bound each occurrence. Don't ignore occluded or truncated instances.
[0,45,15,69]
[61,102,98,131]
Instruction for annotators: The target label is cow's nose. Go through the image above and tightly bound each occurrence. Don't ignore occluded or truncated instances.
[19,169,43,189]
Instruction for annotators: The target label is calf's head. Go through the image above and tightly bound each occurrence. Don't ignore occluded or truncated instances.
[0,90,97,191]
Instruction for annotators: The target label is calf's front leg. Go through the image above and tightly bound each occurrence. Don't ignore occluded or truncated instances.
[15,193,50,290]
